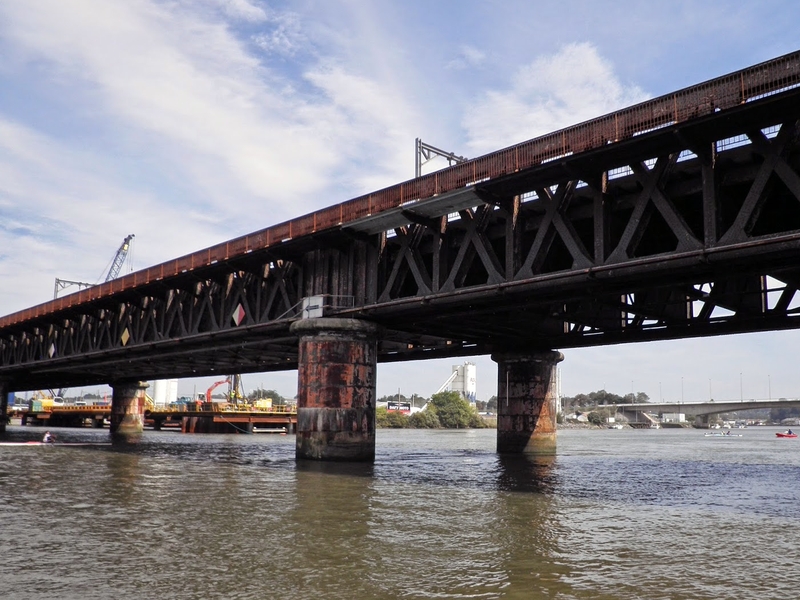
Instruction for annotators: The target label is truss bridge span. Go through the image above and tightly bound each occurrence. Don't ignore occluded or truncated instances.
[3,51,800,422]
[0,53,800,389]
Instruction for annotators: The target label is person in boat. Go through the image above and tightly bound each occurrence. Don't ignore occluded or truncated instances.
[42,431,55,443]
[788,429,794,435]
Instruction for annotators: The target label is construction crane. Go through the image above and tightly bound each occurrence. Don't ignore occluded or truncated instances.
[205,378,231,403]
[54,234,135,299]
[105,234,135,282]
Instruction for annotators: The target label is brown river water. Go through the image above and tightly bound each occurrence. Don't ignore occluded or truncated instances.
[1,425,798,599]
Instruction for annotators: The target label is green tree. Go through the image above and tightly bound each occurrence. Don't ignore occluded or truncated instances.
[428,391,477,429]
[376,406,390,427]
[389,411,410,428]
[770,406,800,422]
[376,406,410,428]
[468,411,487,428]
[378,394,403,404]
[563,389,648,409]
[587,411,605,426]
[409,410,440,428]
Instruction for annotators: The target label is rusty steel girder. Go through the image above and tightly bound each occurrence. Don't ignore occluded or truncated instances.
[4,54,800,391]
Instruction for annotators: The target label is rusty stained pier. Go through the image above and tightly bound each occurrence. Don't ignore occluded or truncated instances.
[4,51,800,459]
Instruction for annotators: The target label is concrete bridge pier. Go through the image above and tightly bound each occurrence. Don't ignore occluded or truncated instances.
[110,381,148,438]
[290,318,379,462]
[0,380,8,432]
[693,414,710,428]
[493,351,564,455]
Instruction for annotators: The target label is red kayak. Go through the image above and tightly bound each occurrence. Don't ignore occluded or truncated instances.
[776,432,798,438]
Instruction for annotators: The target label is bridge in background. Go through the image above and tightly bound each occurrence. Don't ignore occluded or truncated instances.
[3,51,800,459]
[613,399,800,426]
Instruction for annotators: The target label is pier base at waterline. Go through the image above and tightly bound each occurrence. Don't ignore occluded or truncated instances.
[291,318,379,462]
[493,351,564,455]
[110,381,148,439]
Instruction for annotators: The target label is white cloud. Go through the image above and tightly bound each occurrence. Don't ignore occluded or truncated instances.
[463,42,649,155]
[0,0,427,314]
[0,115,223,311]
[253,10,307,56]
[447,44,487,70]
[303,62,419,191]
[0,1,336,217]
[215,0,267,23]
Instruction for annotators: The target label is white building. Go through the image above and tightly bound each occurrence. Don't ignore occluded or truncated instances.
[451,362,477,402]
[152,379,179,407]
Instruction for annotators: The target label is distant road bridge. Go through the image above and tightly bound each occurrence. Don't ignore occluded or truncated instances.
[615,399,800,426]
[4,51,800,459]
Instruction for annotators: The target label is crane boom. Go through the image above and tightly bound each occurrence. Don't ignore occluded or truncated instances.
[106,234,135,281]
[205,378,231,403]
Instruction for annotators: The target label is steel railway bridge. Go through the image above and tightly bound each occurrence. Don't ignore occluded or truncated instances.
[3,51,800,459]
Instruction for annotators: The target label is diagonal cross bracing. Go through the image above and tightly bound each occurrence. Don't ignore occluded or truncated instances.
[5,54,800,390]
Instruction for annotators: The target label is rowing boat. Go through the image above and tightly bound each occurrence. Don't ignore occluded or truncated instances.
[775,432,798,438]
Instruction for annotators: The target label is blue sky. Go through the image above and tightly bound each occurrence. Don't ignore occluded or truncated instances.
[2,0,800,402]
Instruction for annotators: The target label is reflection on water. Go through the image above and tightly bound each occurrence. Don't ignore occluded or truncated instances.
[0,426,798,599]
[496,453,556,493]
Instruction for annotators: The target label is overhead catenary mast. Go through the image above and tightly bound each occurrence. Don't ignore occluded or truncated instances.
[54,234,135,299]
[415,138,467,178]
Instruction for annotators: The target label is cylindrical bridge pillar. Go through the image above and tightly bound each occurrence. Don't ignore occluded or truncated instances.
[110,381,148,438]
[493,351,564,455]
[0,380,8,433]
[290,318,379,462]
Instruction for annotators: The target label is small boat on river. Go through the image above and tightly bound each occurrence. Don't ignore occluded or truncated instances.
[775,431,797,438]
[704,431,742,437]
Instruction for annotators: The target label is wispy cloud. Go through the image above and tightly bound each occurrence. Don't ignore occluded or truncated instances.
[214,0,268,23]
[463,42,649,154]
[253,10,307,56]
[0,0,425,312]
[447,45,487,70]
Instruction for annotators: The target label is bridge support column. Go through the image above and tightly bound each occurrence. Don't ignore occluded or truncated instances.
[0,380,8,432]
[110,381,148,438]
[493,351,564,455]
[290,318,379,462]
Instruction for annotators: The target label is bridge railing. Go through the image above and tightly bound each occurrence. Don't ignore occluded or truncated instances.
[3,50,800,328]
